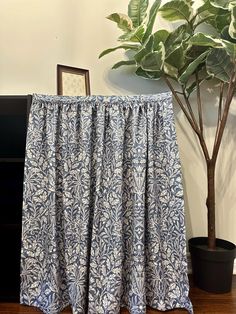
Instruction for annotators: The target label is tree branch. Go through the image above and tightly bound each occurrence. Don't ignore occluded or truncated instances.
[164,76,198,133]
[213,82,224,152]
[196,71,203,135]
[212,75,236,164]
[164,75,210,162]
[182,87,200,132]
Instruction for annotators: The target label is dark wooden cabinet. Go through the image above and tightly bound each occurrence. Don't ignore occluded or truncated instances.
[0,96,31,301]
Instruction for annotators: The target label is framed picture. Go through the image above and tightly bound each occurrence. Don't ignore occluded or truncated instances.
[57,64,90,96]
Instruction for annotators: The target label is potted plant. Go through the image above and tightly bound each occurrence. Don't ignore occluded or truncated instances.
[99,0,236,293]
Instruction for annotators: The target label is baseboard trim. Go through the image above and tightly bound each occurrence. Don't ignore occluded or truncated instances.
[187,253,236,275]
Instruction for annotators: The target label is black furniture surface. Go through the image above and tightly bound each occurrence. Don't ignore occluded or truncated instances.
[0,95,31,301]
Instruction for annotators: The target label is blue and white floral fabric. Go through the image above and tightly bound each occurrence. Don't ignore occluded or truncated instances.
[20,93,193,314]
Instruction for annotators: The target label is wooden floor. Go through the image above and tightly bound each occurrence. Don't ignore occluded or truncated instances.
[0,276,235,313]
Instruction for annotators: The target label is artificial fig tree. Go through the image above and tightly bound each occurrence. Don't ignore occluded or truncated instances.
[99,0,236,250]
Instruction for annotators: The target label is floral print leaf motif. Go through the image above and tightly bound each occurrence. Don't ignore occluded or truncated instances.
[20,93,193,314]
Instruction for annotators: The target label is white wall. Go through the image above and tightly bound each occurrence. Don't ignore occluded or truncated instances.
[0,0,81,94]
[1,0,236,245]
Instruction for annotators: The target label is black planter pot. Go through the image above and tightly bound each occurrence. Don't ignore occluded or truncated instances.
[189,237,236,293]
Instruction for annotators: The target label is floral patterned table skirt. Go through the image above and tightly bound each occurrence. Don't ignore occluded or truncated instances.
[20,93,193,314]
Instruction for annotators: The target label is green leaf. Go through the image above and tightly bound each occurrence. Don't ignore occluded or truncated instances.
[159,0,193,22]
[166,45,185,69]
[221,26,236,44]
[196,0,209,14]
[196,1,230,31]
[190,32,224,48]
[140,42,165,71]
[142,0,162,43]
[184,0,194,4]
[197,0,216,14]
[135,67,162,79]
[179,50,210,84]
[215,13,231,33]
[165,24,192,57]
[152,30,170,49]
[229,4,236,39]
[210,0,230,9]
[134,30,169,63]
[134,36,153,64]
[145,34,154,51]
[118,24,145,42]
[107,13,133,32]
[164,62,178,79]
[206,48,235,82]
[223,40,236,59]
[145,29,170,51]
[128,0,149,28]
[134,49,147,63]
[99,44,140,58]
[112,60,136,69]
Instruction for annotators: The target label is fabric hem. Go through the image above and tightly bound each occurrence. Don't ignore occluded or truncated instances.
[121,299,193,314]
[20,300,193,314]
[20,300,70,314]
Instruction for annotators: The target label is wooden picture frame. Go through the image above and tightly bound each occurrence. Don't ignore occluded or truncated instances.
[57,64,90,96]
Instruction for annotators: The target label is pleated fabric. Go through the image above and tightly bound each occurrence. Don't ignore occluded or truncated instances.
[20,93,193,314]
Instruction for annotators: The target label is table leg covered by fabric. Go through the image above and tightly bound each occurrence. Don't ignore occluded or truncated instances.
[20,93,193,314]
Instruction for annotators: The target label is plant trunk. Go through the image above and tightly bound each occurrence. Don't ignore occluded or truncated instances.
[206,160,216,250]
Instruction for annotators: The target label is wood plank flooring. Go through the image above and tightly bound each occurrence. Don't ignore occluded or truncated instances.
[0,276,235,313]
